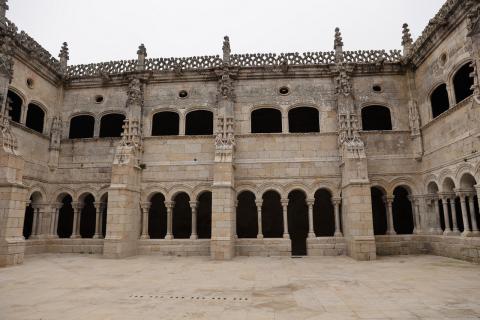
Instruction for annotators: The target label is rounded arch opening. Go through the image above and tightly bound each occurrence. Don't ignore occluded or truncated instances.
[236,191,258,238]
[313,189,335,236]
[197,191,212,239]
[287,190,308,256]
[430,84,449,118]
[151,111,179,136]
[185,110,213,135]
[26,103,45,133]
[148,193,167,239]
[262,190,283,238]
[361,105,392,131]
[251,108,282,133]
[57,194,74,238]
[172,192,191,238]
[453,62,474,104]
[7,90,22,123]
[288,107,320,133]
[69,115,95,139]
[99,113,125,138]
[79,193,96,238]
[392,186,414,234]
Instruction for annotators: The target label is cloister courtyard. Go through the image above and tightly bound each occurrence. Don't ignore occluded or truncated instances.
[0,254,479,320]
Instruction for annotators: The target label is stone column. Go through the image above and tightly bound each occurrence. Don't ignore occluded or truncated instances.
[140,202,150,240]
[307,198,315,238]
[333,197,343,237]
[281,198,289,239]
[408,196,422,234]
[165,201,174,240]
[50,203,61,238]
[456,191,471,237]
[432,197,443,234]
[190,201,198,240]
[448,195,460,235]
[233,200,238,239]
[93,202,102,239]
[255,200,263,239]
[468,193,480,236]
[440,195,452,235]
[179,113,186,136]
[281,114,289,134]
[383,196,396,235]
[71,202,81,239]
[30,205,39,239]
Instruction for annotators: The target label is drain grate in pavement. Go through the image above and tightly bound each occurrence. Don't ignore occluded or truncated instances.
[129,295,249,302]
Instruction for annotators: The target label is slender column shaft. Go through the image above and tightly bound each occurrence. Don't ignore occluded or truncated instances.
[333,198,343,237]
[441,197,452,234]
[190,201,198,240]
[281,199,289,239]
[255,200,263,239]
[458,194,471,236]
[468,195,479,233]
[53,204,61,238]
[165,201,174,240]
[384,196,396,235]
[449,197,460,234]
[93,202,102,239]
[408,196,418,234]
[31,206,38,238]
[433,198,442,234]
[307,199,315,238]
[71,203,81,239]
[37,207,44,236]
[234,201,238,239]
[140,203,150,239]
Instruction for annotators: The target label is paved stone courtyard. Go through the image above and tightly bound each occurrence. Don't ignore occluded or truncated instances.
[0,255,479,319]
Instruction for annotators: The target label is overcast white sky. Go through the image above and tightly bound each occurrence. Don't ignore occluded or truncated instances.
[9,0,445,65]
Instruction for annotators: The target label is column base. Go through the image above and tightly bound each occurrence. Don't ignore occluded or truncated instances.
[190,235,198,240]
[140,235,150,240]
[257,235,264,240]
[451,230,461,236]
[308,232,316,239]
[443,230,452,236]
[334,232,344,237]
[93,234,102,239]
[461,230,472,237]
[386,230,397,236]
[470,230,480,236]
[431,228,443,235]
[165,235,173,240]
[282,234,290,239]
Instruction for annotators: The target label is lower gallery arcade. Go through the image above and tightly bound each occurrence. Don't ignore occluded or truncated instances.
[21,173,480,257]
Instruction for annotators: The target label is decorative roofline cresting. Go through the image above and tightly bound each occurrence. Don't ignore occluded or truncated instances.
[0,0,471,81]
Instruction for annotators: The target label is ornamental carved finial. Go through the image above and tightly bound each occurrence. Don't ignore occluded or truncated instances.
[137,44,147,71]
[137,43,147,57]
[0,0,8,19]
[222,35,231,65]
[334,27,343,50]
[402,23,413,56]
[59,42,69,61]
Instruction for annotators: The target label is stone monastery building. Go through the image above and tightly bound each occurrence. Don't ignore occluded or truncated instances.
[1,0,480,267]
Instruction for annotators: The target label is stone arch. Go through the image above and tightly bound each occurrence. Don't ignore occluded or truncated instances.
[151,108,181,136]
[192,185,212,201]
[250,106,283,134]
[392,185,415,234]
[423,174,439,193]
[441,176,456,192]
[23,191,44,240]
[360,103,394,131]
[449,59,474,104]
[387,177,418,196]
[68,113,96,139]
[459,172,477,190]
[261,189,283,238]
[144,186,169,203]
[430,83,450,118]
[27,184,47,203]
[77,192,96,238]
[284,182,311,199]
[167,185,193,201]
[148,192,167,239]
[185,109,214,135]
[172,192,192,239]
[51,187,75,203]
[455,163,476,186]
[56,192,74,238]
[258,184,284,199]
[287,105,320,133]
[313,187,335,237]
[311,180,341,198]
[236,190,258,238]
[26,100,47,134]
[99,112,126,138]
[7,87,25,123]
[235,184,259,199]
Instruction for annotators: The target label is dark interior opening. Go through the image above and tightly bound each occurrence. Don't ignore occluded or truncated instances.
[7,90,22,123]
[453,62,474,104]
[25,103,45,133]
[439,199,446,231]
[287,190,308,256]
[454,197,464,232]
[22,198,34,239]
[251,108,282,133]
[57,195,74,238]
[69,115,95,139]
[262,191,283,238]
[99,113,125,138]
[236,191,258,238]
[197,192,212,239]
[152,112,180,136]
[431,84,450,118]
[392,187,414,234]
[474,196,480,232]
[185,110,213,135]
[148,193,167,239]
[288,107,320,133]
[80,194,96,238]
[101,195,108,237]
[172,193,191,239]
[313,189,335,236]
[361,105,392,131]
[371,187,387,235]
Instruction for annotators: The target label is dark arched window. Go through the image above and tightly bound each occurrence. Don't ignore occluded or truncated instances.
[288,107,320,133]
[251,108,282,133]
[25,103,45,133]
[99,113,125,138]
[69,115,95,139]
[151,111,179,136]
[185,110,213,135]
[453,62,474,104]
[361,105,392,131]
[7,90,22,123]
[430,84,449,118]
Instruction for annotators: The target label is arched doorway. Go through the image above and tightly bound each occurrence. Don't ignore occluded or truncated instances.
[57,194,74,238]
[197,192,212,239]
[287,190,308,256]
[392,186,414,234]
[79,194,96,238]
[313,189,335,236]
[261,191,283,238]
[236,191,258,238]
[23,192,42,239]
[148,193,167,239]
[172,193,191,239]
[370,187,387,235]
[100,193,108,238]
